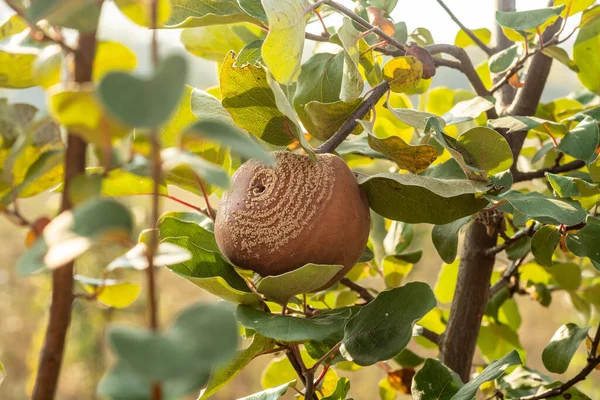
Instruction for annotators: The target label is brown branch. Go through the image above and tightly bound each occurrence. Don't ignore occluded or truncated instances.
[146,2,163,399]
[489,256,527,298]
[434,0,493,55]
[512,160,586,183]
[322,0,407,52]
[485,223,537,256]
[421,328,441,345]
[31,31,96,400]
[516,322,600,400]
[439,221,498,382]
[4,0,75,53]
[194,173,216,220]
[315,81,389,154]
[339,277,376,302]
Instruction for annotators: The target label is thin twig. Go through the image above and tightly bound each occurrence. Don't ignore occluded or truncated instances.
[339,278,376,302]
[512,160,586,183]
[434,0,493,55]
[421,328,441,345]
[315,81,389,154]
[485,223,537,257]
[489,256,527,298]
[322,0,407,52]
[4,0,75,53]
[147,1,162,399]
[193,173,216,220]
[308,343,342,373]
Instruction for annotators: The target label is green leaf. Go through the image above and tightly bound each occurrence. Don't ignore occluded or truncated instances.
[238,382,291,400]
[97,55,188,128]
[363,123,438,173]
[546,172,599,198]
[107,241,192,271]
[358,173,490,224]
[294,52,344,106]
[488,115,568,135]
[452,350,522,400]
[341,282,436,366]
[542,46,580,72]
[574,6,600,94]
[506,236,532,261]
[220,52,294,146]
[322,377,351,400]
[435,260,460,304]
[531,225,561,267]
[432,217,471,264]
[200,334,275,399]
[165,0,258,28]
[382,56,423,93]
[260,0,310,85]
[161,148,230,189]
[457,127,513,175]
[489,44,519,73]
[256,264,345,303]
[557,117,600,162]
[190,88,236,126]
[27,0,100,32]
[158,212,259,305]
[238,0,267,23]
[411,359,463,400]
[566,224,600,264]
[337,17,365,102]
[180,23,263,62]
[236,39,264,67]
[495,5,565,31]
[1,148,64,206]
[382,255,414,288]
[443,96,495,125]
[548,262,581,291]
[454,28,491,48]
[236,306,351,342]
[388,107,445,130]
[75,275,141,308]
[488,190,588,226]
[300,98,365,141]
[107,303,238,391]
[23,199,133,270]
[542,323,590,374]
[394,349,425,368]
[182,119,274,165]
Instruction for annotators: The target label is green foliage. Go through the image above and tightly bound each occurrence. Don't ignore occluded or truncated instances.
[542,323,590,374]
[411,359,463,399]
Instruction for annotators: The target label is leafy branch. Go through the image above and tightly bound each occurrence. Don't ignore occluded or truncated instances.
[4,0,75,53]
[486,223,537,257]
[516,320,600,400]
[434,0,493,55]
[512,160,586,183]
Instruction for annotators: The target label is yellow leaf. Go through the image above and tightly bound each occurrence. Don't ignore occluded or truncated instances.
[454,28,492,48]
[93,41,137,82]
[114,0,172,27]
[0,14,28,40]
[556,0,595,17]
[33,44,62,89]
[0,49,37,88]
[84,282,141,308]
[382,56,423,93]
[261,0,311,85]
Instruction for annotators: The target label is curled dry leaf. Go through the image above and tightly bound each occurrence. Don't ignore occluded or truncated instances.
[508,71,524,88]
[366,6,395,38]
[387,368,415,394]
[405,44,436,79]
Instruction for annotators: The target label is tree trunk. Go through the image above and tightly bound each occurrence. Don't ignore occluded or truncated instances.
[32,31,96,400]
[439,222,498,382]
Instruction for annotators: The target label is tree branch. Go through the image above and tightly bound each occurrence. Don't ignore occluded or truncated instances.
[489,256,527,298]
[339,277,376,302]
[512,160,586,183]
[485,223,537,256]
[422,328,441,345]
[322,0,407,51]
[434,0,493,55]
[426,44,498,119]
[4,0,75,53]
[315,81,389,154]
[32,31,96,400]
